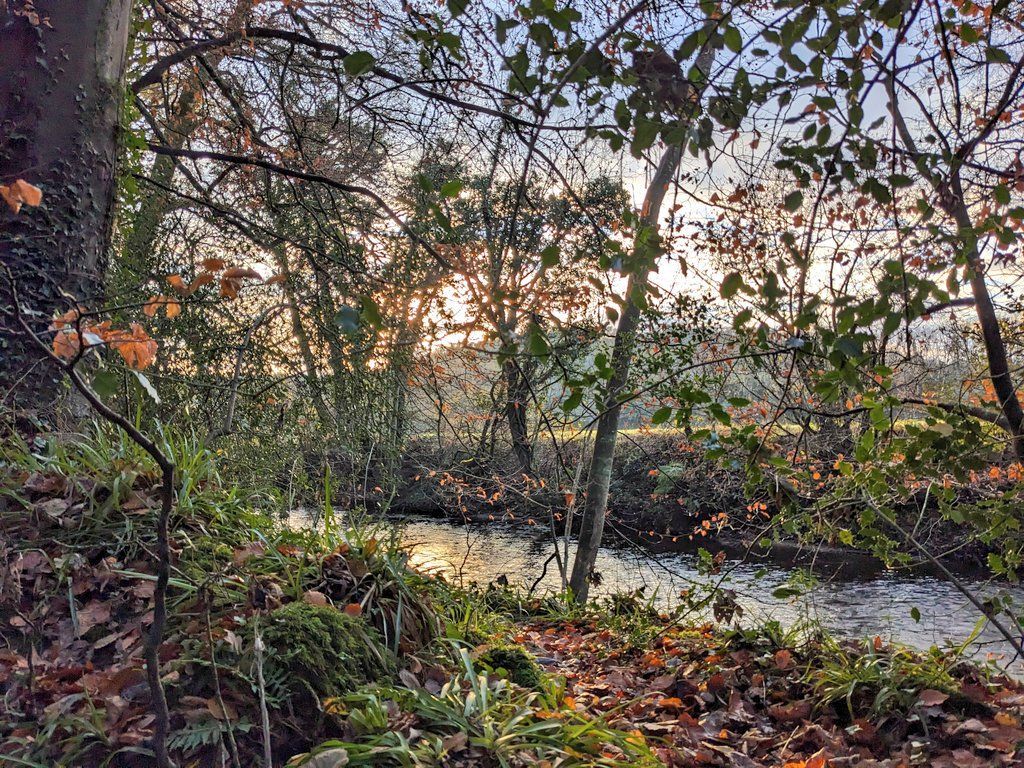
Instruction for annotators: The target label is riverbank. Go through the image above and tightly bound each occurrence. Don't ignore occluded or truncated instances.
[393,433,1011,573]
[3,428,1024,766]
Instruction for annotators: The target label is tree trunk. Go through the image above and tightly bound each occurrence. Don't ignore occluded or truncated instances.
[569,42,716,602]
[567,145,681,601]
[503,357,534,476]
[947,184,1024,459]
[0,0,133,414]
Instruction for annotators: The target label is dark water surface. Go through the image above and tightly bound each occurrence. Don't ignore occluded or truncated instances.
[291,511,1024,668]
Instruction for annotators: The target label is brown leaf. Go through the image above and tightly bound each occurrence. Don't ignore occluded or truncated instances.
[768,700,812,722]
[343,602,363,617]
[232,542,266,566]
[918,688,949,707]
[302,590,329,606]
[774,649,795,670]
[207,697,238,721]
[201,257,226,271]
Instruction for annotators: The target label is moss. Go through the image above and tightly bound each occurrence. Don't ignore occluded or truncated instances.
[261,602,396,705]
[476,645,544,689]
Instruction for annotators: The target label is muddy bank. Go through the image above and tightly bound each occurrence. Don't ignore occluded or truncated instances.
[390,435,996,574]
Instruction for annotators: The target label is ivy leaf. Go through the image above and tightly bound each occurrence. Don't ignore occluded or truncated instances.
[784,191,803,212]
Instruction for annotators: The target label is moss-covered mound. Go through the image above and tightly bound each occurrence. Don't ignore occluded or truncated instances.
[262,602,397,704]
[475,644,543,689]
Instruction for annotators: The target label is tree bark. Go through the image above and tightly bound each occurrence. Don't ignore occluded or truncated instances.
[0,0,133,413]
[503,357,534,477]
[569,43,716,602]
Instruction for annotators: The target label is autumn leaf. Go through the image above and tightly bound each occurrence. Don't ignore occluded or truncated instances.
[343,602,363,617]
[166,274,187,294]
[302,590,329,606]
[187,272,215,294]
[201,257,226,271]
[143,295,162,318]
[265,273,287,286]
[1,178,43,213]
[919,689,949,707]
[219,276,242,299]
[108,323,158,370]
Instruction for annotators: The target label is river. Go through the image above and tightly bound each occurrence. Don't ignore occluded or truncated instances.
[292,510,1024,668]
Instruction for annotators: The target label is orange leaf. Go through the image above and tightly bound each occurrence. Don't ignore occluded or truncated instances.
[52,330,81,360]
[0,179,42,213]
[265,273,287,286]
[201,257,227,271]
[13,179,42,207]
[166,274,187,294]
[109,323,158,370]
[50,307,84,331]
[143,295,162,318]
[187,272,215,294]
[343,603,363,617]
[219,276,242,299]
[165,300,181,319]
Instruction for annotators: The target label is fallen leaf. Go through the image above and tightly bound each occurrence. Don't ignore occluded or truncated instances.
[919,688,949,707]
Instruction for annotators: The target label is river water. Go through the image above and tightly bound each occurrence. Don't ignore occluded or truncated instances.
[292,511,1024,668]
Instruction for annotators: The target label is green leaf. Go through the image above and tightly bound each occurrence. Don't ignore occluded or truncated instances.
[360,296,383,329]
[720,271,744,299]
[910,606,921,622]
[651,406,673,425]
[540,245,560,268]
[447,0,469,17]
[91,369,120,398]
[724,26,742,53]
[440,180,463,198]
[343,51,376,77]
[987,46,1011,64]
[783,190,803,212]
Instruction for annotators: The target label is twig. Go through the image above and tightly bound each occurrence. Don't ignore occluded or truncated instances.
[254,615,274,768]
[3,265,177,768]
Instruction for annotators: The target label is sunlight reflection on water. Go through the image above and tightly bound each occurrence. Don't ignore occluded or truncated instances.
[289,510,1024,670]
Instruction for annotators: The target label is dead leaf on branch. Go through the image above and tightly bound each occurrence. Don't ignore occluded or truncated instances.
[1,178,42,213]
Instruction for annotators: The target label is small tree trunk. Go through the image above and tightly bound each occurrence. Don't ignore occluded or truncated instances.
[569,42,716,602]
[567,145,681,601]
[503,357,534,476]
[1,0,134,413]
[947,187,1024,459]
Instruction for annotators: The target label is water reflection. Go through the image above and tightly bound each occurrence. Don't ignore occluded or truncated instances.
[291,510,1024,668]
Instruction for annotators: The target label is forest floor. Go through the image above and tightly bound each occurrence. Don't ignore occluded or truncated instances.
[2,428,1024,767]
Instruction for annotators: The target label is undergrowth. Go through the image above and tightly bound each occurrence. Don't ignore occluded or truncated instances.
[0,421,1017,767]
